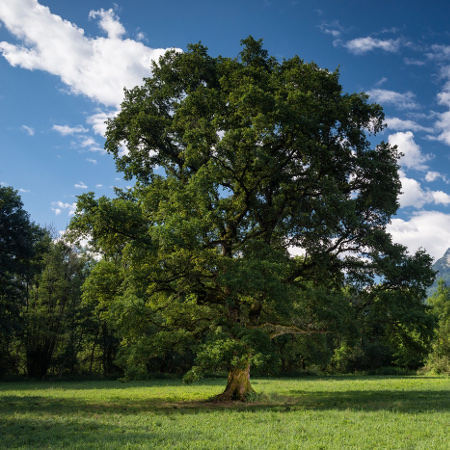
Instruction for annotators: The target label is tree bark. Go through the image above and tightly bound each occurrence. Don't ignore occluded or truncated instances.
[214,363,255,401]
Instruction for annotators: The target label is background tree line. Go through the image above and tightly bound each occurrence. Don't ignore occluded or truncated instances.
[1,184,447,380]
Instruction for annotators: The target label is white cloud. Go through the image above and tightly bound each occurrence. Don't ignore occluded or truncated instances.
[437,91,450,107]
[385,117,433,133]
[18,188,30,193]
[86,158,97,164]
[88,8,125,40]
[52,124,88,135]
[431,190,450,205]
[388,131,431,171]
[87,109,117,136]
[425,171,439,182]
[318,21,344,38]
[74,181,87,189]
[427,44,450,61]
[433,106,450,146]
[136,31,146,42]
[344,37,401,55]
[367,89,418,109]
[375,76,388,87]
[425,171,448,183]
[0,0,180,107]
[96,184,103,188]
[427,46,450,146]
[403,57,425,66]
[80,137,96,147]
[388,210,450,260]
[399,171,450,208]
[21,124,34,135]
[398,173,429,208]
[51,200,76,216]
[79,136,104,153]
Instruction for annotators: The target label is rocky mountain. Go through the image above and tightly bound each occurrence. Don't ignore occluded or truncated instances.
[430,247,450,293]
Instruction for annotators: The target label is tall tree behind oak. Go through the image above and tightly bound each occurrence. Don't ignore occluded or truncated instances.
[24,241,91,378]
[0,186,49,375]
[70,38,434,400]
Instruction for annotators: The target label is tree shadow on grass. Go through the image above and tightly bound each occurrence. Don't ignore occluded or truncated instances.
[0,416,202,449]
[1,388,448,416]
[279,389,450,412]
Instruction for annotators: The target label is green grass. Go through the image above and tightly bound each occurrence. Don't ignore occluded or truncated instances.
[0,376,448,449]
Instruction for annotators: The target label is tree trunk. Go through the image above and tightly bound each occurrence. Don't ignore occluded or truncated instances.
[214,363,255,402]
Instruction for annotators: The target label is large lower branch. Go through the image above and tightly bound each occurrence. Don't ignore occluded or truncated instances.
[251,323,327,339]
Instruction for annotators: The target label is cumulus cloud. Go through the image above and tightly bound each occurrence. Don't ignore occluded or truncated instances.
[0,0,180,107]
[21,124,34,135]
[398,174,429,208]
[86,110,116,136]
[79,136,100,150]
[425,171,440,182]
[52,124,88,135]
[385,117,433,133]
[425,171,448,183]
[398,171,450,208]
[388,210,450,260]
[88,8,125,40]
[388,131,431,171]
[51,200,76,216]
[431,190,450,205]
[367,89,418,109]
[425,170,450,183]
[80,137,97,147]
[74,181,88,189]
[344,37,401,55]
[86,158,97,164]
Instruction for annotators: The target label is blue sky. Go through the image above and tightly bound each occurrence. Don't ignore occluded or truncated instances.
[0,0,449,259]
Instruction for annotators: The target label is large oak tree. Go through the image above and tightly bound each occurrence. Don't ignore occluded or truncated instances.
[70,38,434,400]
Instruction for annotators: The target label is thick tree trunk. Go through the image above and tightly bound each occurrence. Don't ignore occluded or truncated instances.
[214,363,255,402]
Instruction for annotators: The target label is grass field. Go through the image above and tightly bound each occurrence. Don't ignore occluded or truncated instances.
[0,376,449,449]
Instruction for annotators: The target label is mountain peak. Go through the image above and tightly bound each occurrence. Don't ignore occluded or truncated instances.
[430,248,450,293]
[441,248,450,267]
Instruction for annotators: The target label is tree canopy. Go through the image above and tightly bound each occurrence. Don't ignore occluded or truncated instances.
[69,37,435,399]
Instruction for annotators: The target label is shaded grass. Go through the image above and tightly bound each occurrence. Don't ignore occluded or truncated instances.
[0,376,449,449]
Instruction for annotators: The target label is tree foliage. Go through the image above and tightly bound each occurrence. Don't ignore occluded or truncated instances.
[425,280,450,374]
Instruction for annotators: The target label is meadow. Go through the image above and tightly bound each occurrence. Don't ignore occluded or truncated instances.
[0,376,448,449]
